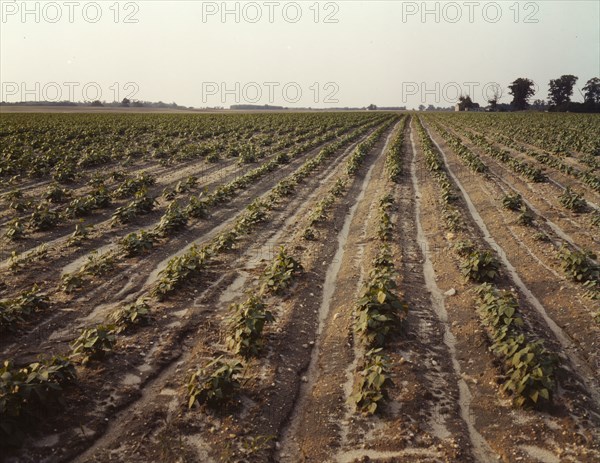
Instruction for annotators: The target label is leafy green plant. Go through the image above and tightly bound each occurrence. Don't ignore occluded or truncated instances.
[557,245,599,282]
[234,199,269,234]
[112,172,156,198]
[475,283,556,408]
[502,339,556,407]
[206,151,220,163]
[112,189,157,224]
[454,240,475,257]
[3,189,24,203]
[89,184,112,208]
[0,357,76,446]
[517,211,534,226]
[349,348,392,415]
[163,176,198,200]
[185,195,209,219]
[0,285,49,331]
[308,197,334,226]
[460,249,500,282]
[52,163,77,183]
[29,204,59,231]
[187,356,243,408]
[502,193,523,211]
[331,178,347,197]
[120,229,156,257]
[66,196,95,218]
[377,194,395,241]
[345,127,387,175]
[378,210,393,241]
[156,202,188,235]
[70,325,117,364]
[261,247,303,294]
[10,285,49,314]
[274,152,290,164]
[153,245,210,299]
[80,251,115,277]
[227,296,274,358]
[442,206,463,231]
[356,264,407,347]
[273,179,296,198]
[8,245,48,272]
[67,223,91,246]
[237,435,276,459]
[211,230,238,253]
[559,187,587,212]
[4,189,31,212]
[109,299,151,333]
[60,272,84,293]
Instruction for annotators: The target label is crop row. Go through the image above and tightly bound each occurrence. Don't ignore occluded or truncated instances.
[428,118,598,226]
[455,124,600,194]
[187,246,303,409]
[184,117,399,411]
[350,193,408,415]
[1,112,376,184]
[416,116,557,408]
[423,117,600,305]
[2,116,383,312]
[384,116,408,182]
[431,112,600,158]
[446,124,546,183]
[0,115,397,446]
[1,120,342,242]
[500,192,600,304]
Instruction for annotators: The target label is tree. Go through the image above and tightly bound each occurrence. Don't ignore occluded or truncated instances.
[508,78,535,110]
[531,99,547,111]
[367,104,377,110]
[583,77,600,104]
[121,98,131,107]
[418,104,426,111]
[90,100,103,107]
[548,75,578,107]
[458,95,475,111]
[487,84,503,111]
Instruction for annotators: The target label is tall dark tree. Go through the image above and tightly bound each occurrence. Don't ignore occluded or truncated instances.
[458,95,474,110]
[508,78,535,110]
[548,75,578,107]
[582,77,600,104]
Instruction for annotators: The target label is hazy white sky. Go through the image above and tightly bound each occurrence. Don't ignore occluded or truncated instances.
[1,0,599,108]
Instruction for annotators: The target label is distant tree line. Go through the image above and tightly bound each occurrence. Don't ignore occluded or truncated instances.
[0,99,193,110]
[502,75,600,112]
[230,104,285,110]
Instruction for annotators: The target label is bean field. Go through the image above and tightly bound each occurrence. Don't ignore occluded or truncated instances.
[1,111,599,463]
